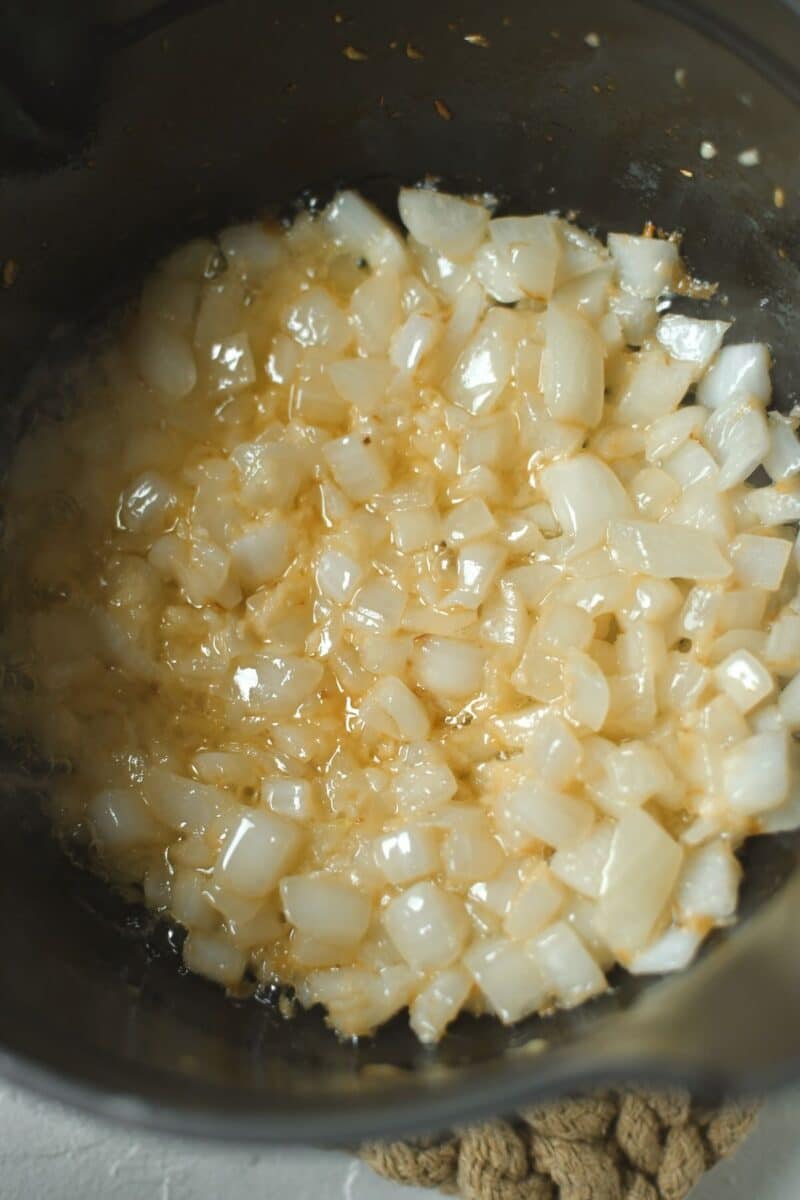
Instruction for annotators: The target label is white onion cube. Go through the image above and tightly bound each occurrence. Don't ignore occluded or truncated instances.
[677,840,741,921]
[446,311,514,416]
[413,636,484,698]
[656,315,730,369]
[216,810,303,898]
[374,827,440,885]
[723,731,789,814]
[183,932,247,987]
[504,868,564,939]
[628,926,702,975]
[778,673,800,729]
[261,778,315,821]
[713,649,774,713]
[541,304,604,428]
[564,649,610,732]
[323,190,408,270]
[363,675,431,741]
[530,921,606,1006]
[328,357,392,414]
[231,518,291,589]
[608,233,679,298]
[316,549,364,604]
[89,788,163,849]
[323,435,390,502]
[280,875,371,945]
[384,881,470,971]
[118,471,176,534]
[608,519,732,581]
[539,454,632,552]
[463,937,549,1023]
[549,822,614,899]
[596,808,682,957]
[232,656,323,714]
[697,342,771,411]
[442,814,504,884]
[398,187,489,261]
[209,332,256,393]
[614,349,695,425]
[409,966,473,1043]
[286,286,350,351]
[506,781,594,849]
[729,534,791,591]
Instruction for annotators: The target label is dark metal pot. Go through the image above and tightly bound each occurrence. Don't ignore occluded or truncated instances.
[0,0,799,1147]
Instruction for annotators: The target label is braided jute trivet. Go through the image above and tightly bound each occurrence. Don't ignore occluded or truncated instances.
[360,1091,761,1200]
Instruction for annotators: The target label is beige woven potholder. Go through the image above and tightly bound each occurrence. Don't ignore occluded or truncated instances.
[360,1091,760,1200]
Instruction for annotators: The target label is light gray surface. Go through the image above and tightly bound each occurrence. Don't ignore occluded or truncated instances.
[0,1081,797,1199]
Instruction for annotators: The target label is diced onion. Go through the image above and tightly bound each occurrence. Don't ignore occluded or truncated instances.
[374,827,440,885]
[409,966,472,1043]
[697,343,771,411]
[608,233,679,298]
[539,454,632,553]
[596,808,682,957]
[722,731,789,814]
[463,937,549,1023]
[135,319,197,398]
[216,810,303,898]
[8,182,799,1046]
[608,519,732,581]
[384,881,470,971]
[446,310,514,416]
[530,921,606,1006]
[541,304,605,427]
[503,868,564,939]
[656,315,730,369]
[281,875,372,945]
[506,781,595,850]
[398,187,489,261]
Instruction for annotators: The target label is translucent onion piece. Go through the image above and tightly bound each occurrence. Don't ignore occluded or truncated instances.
[597,808,682,957]
[506,781,595,850]
[656,315,730,369]
[374,827,440,885]
[530,921,606,1006]
[135,319,197,398]
[608,519,732,581]
[697,343,771,411]
[539,454,632,553]
[409,966,473,1043]
[215,810,303,898]
[722,731,789,814]
[504,868,565,939]
[628,926,702,975]
[463,937,550,1023]
[219,222,283,280]
[446,310,515,416]
[677,840,741,922]
[398,187,490,261]
[384,881,471,971]
[713,649,774,713]
[281,875,372,945]
[541,304,605,427]
[323,190,408,271]
[608,233,679,298]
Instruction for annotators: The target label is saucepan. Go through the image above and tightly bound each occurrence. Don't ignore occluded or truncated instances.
[0,0,798,1145]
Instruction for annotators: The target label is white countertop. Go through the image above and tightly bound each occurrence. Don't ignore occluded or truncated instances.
[1,1080,798,1199]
